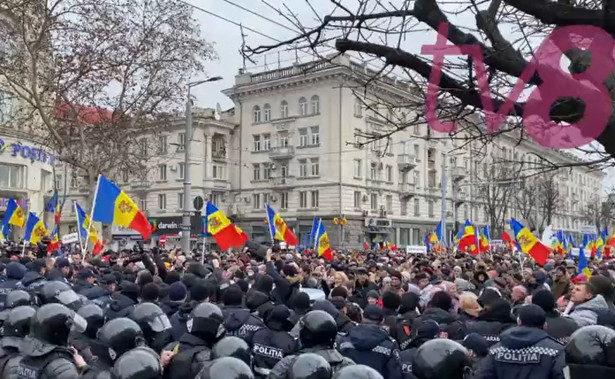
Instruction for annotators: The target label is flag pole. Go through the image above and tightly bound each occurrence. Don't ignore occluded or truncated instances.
[265,204,275,246]
[21,212,30,257]
[74,201,84,254]
[84,175,102,258]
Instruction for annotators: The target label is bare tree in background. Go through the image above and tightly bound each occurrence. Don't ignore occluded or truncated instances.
[534,175,560,231]
[479,161,517,233]
[0,0,215,193]
[244,0,615,172]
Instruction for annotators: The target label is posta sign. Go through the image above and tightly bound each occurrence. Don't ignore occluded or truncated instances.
[0,138,55,164]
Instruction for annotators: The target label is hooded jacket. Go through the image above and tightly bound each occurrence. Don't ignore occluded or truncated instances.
[16,271,46,290]
[170,301,197,341]
[474,326,565,379]
[222,305,265,345]
[337,323,402,379]
[567,294,609,327]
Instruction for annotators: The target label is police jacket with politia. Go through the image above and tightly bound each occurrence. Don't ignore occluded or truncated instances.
[474,326,566,379]
[337,323,403,379]
[251,326,298,377]
[544,312,578,345]
[268,346,355,379]
[0,338,23,379]
[16,336,84,379]
[466,318,516,347]
[398,337,431,379]
[163,333,213,379]
[222,305,265,345]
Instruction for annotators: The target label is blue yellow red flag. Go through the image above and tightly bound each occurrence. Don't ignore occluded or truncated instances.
[24,212,47,244]
[458,220,479,255]
[509,218,550,266]
[206,202,245,250]
[578,244,591,279]
[75,202,103,255]
[47,226,60,252]
[45,192,61,223]
[265,204,298,246]
[1,198,25,239]
[315,220,332,261]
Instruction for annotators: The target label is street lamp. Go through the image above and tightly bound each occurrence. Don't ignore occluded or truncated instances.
[182,76,223,255]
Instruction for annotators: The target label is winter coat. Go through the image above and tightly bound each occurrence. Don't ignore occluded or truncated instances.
[544,311,578,345]
[566,294,609,327]
[222,305,265,345]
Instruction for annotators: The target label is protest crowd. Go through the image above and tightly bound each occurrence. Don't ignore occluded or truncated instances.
[0,176,614,379]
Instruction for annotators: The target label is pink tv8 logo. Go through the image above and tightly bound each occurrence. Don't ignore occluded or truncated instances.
[421,23,615,149]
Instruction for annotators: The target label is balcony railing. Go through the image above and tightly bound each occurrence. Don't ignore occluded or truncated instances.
[398,182,416,193]
[269,146,295,159]
[397,154,418,170]
[452,166,467,180]
[272,176,297,187]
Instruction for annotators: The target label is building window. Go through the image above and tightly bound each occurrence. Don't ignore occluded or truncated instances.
[263,104,271,121]
[370,163,377,180]
[0,164,25,189]
[253,135,261,151]
[370,193,378,210]
[55,174,63,190]
[278,132,289,147]
[252,194,261,209]
[414,124,420,135]
[280,192,289,209]
[299,191,308,208]
[139,198,147,211]
[428,200,434,218]
[173,132,183,152]
[310,126,320,145]
[263,164,271,180]
[414,198,420,216]
[263,193,270,205]
[210,193,221,207]
[386,165,393,182]
[281,163,289,177]
[386,195,393,213]
[262,134,271,151]
[280,100,288,118]
[158,164,167,181]
[310,158,319,176]
[177,193,184,209]
[299,97,307,116]
[178,163,185,180]
[0,92,12,124]
[354,159,362,178]
[213,165,225,179]
[401,199,408,216]
[299,128,308,147]
[311,95,320,114]
[354,191,361,209]
[311,190,319,208]
[158,135,167,154]
[354,99,362,117]
[158,194,166,210]
[139,139,147,156]
[252,105,261,123]
[299,159,307,177]
[70,172,78,188]
[413,171,420,186]
[253,164,260,181]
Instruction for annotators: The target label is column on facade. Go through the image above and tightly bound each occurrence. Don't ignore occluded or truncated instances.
[204,133,212,180]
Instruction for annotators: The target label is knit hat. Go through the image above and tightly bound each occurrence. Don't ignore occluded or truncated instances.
[399,292,420,314]
[518,304,546,328]
[120,282,140,302]
[414,319,442,339]
[168,282,187,302]
[140,283,160,302]
[531,289,555,312]
[366,290,380,300]
[363,305,384,323]
[462,333,489,357]
[291,292,311,311]
[381,291,401,310]
[255,275,274,293]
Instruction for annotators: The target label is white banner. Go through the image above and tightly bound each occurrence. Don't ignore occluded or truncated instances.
[61,233,79,244]
[406,245,427,254]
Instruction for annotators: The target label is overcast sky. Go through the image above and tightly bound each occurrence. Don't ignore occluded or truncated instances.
[185,0,615,191]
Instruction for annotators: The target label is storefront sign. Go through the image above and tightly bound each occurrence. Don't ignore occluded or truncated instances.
[0,138,55,164]
[0,198,28,210]
[406,245,427,254]
[149,216,202,236]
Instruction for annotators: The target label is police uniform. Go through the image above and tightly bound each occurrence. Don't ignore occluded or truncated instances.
[17,342,81,379]
[251,327,298,377]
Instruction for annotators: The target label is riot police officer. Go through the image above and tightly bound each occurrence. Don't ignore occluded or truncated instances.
[38,280,85,311]
[332,365,384,379]
[17,303,88,379]
[164,302,226,378]
[16,259,47,291]
[290,353,331,379]
[196,356,254,379]
[111,346,161,379]
[70,304,105,364]
[268,310,354,379]
[129,302,173,353]
[212,336,252,367]
[565,325,615,378]
[412,339,473,379]
[82,274,115,309]
[0,262,26,309]
[0,305,36,378]
[252,304,298,377]
[5,290,36,309]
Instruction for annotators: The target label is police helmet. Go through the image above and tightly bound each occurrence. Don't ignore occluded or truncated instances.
[77,303,104,339]
[332,365,383,379]
[196,357,254,379]
[412,339,471,379]
[299,310,338,348]
[212,336,251,366]
[5,289,35,308]
[129,302,171,341]
[188,302,226,344]
[290,353,332,379]
[30,303,87,347]
[98,317,145,360]
[3,305,36,342]
[112,347,161,379]
[566,325,615,366]
[39,281,84,310]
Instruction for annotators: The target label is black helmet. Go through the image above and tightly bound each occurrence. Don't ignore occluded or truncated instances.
[77,304,104,339]
[412,339,471,379]
[332,365,382,379]
[98,317,145,360]
[299,310,337,348]
[566,325,615,366]
[212,336,251,366]
[291,353,332,379]
[188,302,225,343]
[3,305,36,346]
[196,357,254,379]
[6,290,35,308]
[112,347,161,379]
[30,303,87,347]
[129,302,171,341]
[39,281,84,310]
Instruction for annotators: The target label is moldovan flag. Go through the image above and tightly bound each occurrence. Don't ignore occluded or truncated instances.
[315,220,332,261]
[265,204,297,246]
[509,218,550,266]
[47,226,60,252]
[501,231,514,250]
[75,202,103,255]
[578,244,591,279]
[91,175,151,240]
[458,220,479,255]
[24,212,48,244]
[206,202,245,250]
[1,198,25,239]
[45,191,61,224]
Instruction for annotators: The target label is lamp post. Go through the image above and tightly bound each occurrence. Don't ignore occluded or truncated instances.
[181,76,222,255]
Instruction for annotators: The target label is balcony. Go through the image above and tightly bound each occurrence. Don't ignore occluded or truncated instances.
[452,166,467,181]
[397,154,418,171]
[398,182,416,193]
[272,176,297,187]
[426,186,440,196]
[130,180,152,192]
[269,146,295,159]
[454,192,467,204]
[212,150,227,161]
